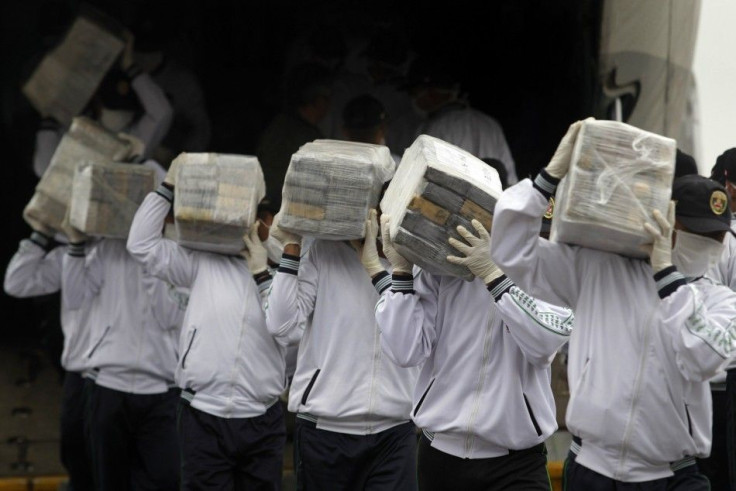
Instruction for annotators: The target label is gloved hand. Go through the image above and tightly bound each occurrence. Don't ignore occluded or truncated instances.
[60,214,88,244]
[163,156,181,187]
[447,219,504,284]
[241,223,268,274]
[270,212,302,248]
[544,119,587,179]
[642,201,675,274]
[23,210,54,238]
[353,209,384,277]
[380,215,413,274]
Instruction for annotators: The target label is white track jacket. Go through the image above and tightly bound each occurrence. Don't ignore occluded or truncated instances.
[127,188,286,418]
[376,270,572,458]
[266,241,418,435]
[490,176,736,482]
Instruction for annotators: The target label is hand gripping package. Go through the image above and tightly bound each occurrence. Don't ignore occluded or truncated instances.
[279,140,395,240]
[381,135,503,280]
[174,153,265,254]
[24,117,136,232]
[551,120,676,258]
[69,162,155,238]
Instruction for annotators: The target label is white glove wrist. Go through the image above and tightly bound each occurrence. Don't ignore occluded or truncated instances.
[379,214,413,274]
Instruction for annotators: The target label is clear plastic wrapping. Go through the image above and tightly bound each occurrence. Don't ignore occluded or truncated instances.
[174,153,265,254]
[24,117,134,232]
[551,120,676,258]
[69,162,155,238]
[381,135,503,280]
[279,140,395,240]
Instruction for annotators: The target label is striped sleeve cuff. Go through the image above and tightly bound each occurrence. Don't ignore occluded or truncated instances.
[654,266,687,299]
[533,170,561,199]
[487,274,514,302]
[67,242,86,257]
[30,231,52,251]
[372,271,391,294]
[254,270,273,292]
[156,183,174,202]
[391,273,414,294]
[279,254,300,275]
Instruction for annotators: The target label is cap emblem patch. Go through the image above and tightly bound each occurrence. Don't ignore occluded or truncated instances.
[710,190,728,215]
[544,197,555,219]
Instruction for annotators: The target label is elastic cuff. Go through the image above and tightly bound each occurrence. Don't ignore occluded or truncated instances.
[30,231,52,251]
[125,64,143,80]
[653,266,687,299]
[391,273,414,294]
[156,183,174,202]
[279,254,300,275]
[533,170,560,199]
[372,271,391,294]
[67,242,86,257]
[488,275,514,302]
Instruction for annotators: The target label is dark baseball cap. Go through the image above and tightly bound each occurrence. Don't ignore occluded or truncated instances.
[672,175,732,234]
[710,148,736,185]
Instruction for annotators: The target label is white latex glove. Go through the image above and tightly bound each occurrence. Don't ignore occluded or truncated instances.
[447,219,503,284]
[163,155,181,187]
[270,212,302,248]
[642,201,675,274]
[241,223,268,274]
[352,209,384,277]
[380,215,413,274]
[545,119,587,179]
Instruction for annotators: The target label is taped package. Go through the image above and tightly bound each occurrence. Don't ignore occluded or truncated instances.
[551,120,676,258]
[69,162,154,238]
[279,140,395,240]
[22,12,125,126]
[381,135,503,280]
[174,153,265,254]
[24,117,135,232]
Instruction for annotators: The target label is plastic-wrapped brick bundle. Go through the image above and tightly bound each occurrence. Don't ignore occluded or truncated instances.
[279,140,395,240]
[24,117,134,232]
[551,120,676,258]
[69,162,155,238]
[174,153,265,254]
[381,135,503,280]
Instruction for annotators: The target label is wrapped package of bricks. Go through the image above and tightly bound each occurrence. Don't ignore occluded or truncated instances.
[381,135,503,280]
[551,120,676,258]
[174,153,265,254]
[22,11,125,126]
[23,116,134,232]
[69,162,155,238]
[279,140,395,240]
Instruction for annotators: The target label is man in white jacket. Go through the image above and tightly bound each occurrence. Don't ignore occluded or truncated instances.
[126,166,287,491]
[63,202,185,491]
[368,208,572,490]
[490,121,736,488]
[4,226,94,491]
[266,211,419,490]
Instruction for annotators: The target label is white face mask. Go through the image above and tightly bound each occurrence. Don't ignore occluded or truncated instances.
[672,230,725,277]
[99,108,135,132]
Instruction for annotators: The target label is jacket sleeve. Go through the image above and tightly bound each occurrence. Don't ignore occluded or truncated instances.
[62,240,103,310]
[265,250,320,347]
[375,269,439,368]
[127,71,173,159]
[126,186,197,288]
[659,278,736,382]
[490,176,582,308]
[488,275,573,367]
[4,236,63,297]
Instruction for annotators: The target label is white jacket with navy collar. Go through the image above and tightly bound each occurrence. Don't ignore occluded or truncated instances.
[376,268,572,459]
[127,187,286,418]
[490,174,736,482]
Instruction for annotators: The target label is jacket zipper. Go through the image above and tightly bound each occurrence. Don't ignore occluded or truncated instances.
[301,369,321,405]
[365,319,383,433]
[87,325,111,359]
[464,314,494,457]
[181,329,197,369]
[414,379,435,416]
[524,394,543,436]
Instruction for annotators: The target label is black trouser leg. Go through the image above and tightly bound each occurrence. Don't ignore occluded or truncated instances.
[698,390,728,490]
[60,372,94,491]
[86,384,131,491]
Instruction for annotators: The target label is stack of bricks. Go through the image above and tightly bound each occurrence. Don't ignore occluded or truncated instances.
[381,135,503,280]
[174,153,265,254]
[551,120,676,258]
[69,161,155,238]
[279,140,395,240]
[24,117,133,232]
